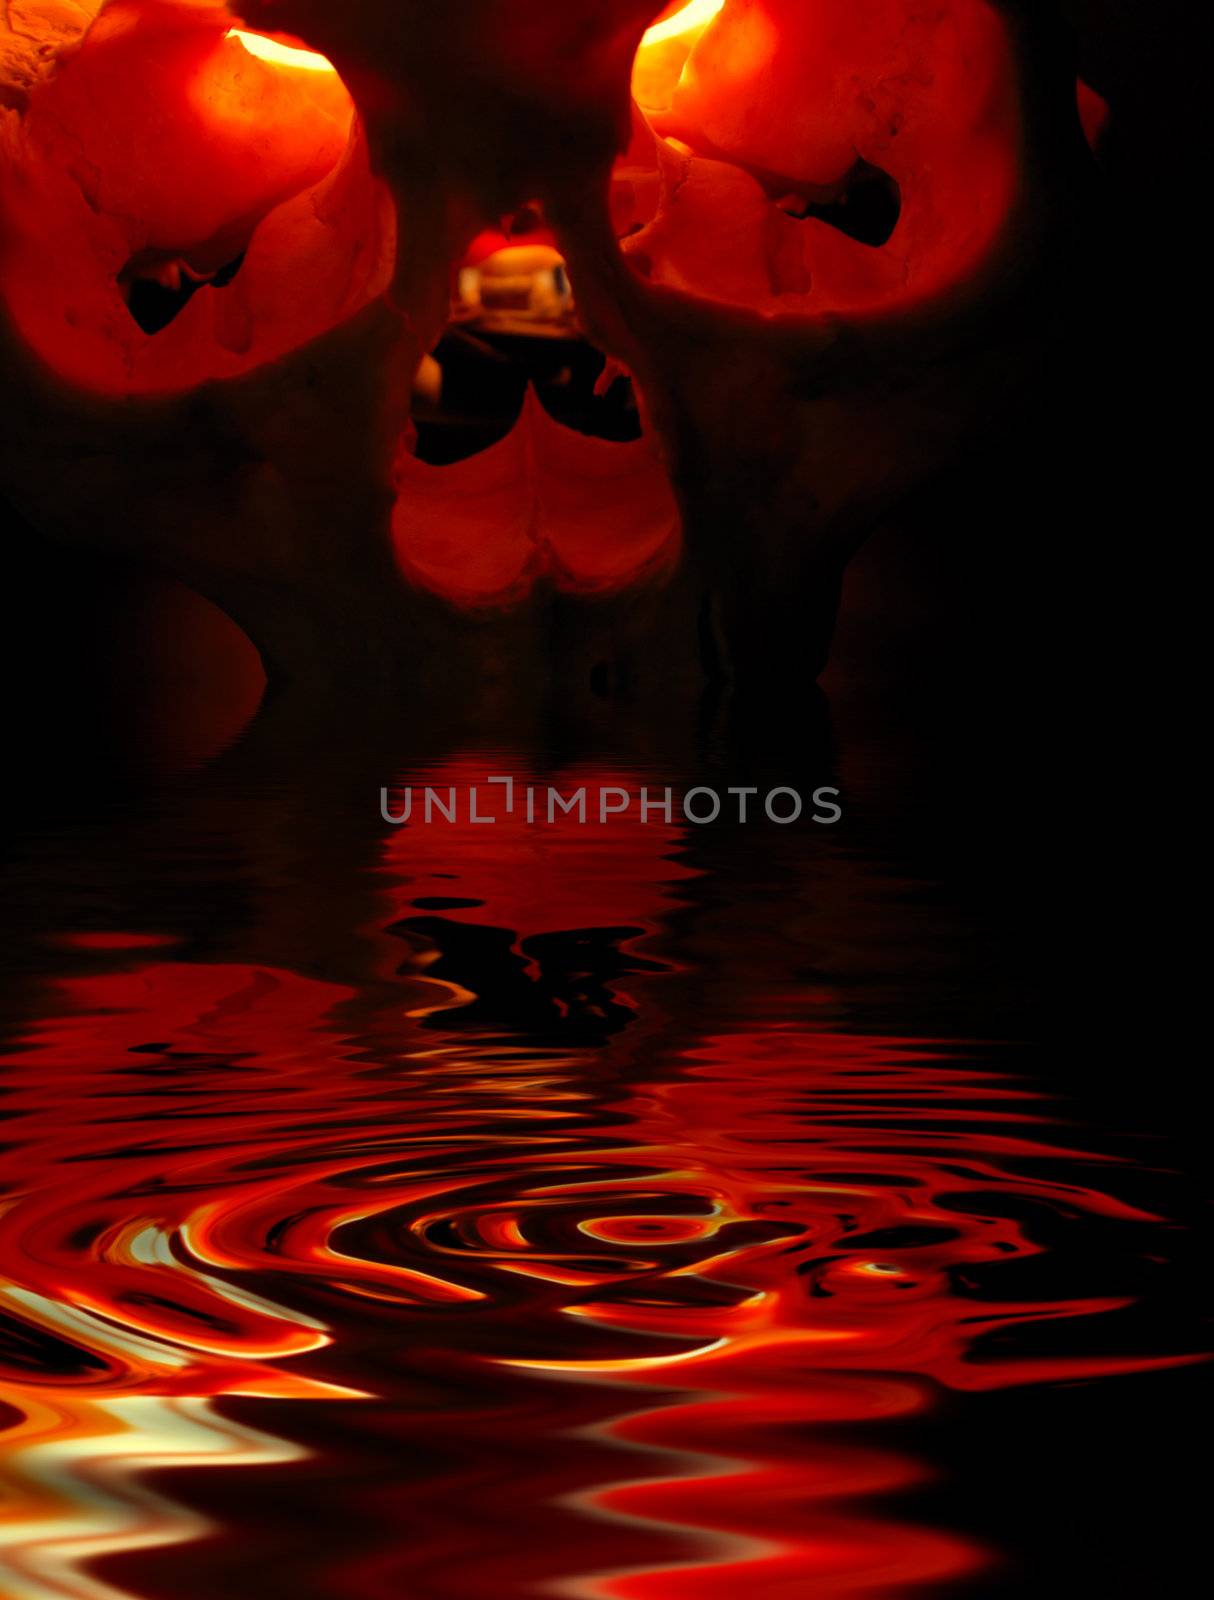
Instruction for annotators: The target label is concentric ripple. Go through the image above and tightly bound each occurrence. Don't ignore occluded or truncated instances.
[0,764,1202,1599]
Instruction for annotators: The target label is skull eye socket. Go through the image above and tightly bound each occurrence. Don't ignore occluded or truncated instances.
[0,3,395,394]
[617,0,1023,316]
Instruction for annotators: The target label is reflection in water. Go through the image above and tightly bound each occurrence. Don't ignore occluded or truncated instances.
[0,1394,305,1600]
[0,751,1202,1600]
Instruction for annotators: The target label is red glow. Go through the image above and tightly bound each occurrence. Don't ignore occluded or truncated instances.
[1078,78,1112,148]
[48,932,180,951]
[461,225,560,267]
[393,390,681,604]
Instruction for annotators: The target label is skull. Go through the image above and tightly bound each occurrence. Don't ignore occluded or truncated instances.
[0,1,1097,698]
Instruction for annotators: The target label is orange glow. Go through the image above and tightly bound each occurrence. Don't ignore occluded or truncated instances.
[633,0,724,112]
[641,0,725,46]
[227,28,338,74]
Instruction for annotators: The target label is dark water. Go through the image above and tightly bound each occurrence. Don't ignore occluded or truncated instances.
[0,521,1207,1600]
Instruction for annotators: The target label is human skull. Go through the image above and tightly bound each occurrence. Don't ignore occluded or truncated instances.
[0,1,1097,698]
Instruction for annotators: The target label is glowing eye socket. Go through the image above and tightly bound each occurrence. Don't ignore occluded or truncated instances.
[227,29,338,74]
[622,0,1023,316]
[642,0,726,47]
[2,14,389,394]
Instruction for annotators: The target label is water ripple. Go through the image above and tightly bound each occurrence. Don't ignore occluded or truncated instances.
[0,767,1201,1598]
